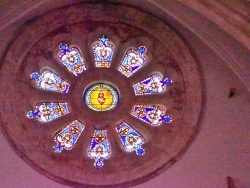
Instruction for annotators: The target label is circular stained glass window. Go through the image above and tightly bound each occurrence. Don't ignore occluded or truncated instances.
[84,83,119,112]
[0,4,203,188]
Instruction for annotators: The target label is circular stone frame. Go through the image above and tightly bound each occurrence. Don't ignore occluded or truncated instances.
[0,3,203,188]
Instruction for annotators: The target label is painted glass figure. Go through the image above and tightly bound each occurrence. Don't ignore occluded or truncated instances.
[92,35,115,68]
[88,130,111,168]
[131,105,172,126]
[116,122,145,155]
[58,43,86,76]
[30,70,70,93]
[26,102,70,123]
[118,46,147,77]
[53,120,85,153]
[133,74,172,95]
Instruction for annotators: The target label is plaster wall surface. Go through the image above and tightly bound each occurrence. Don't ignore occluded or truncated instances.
[137,22,250,188]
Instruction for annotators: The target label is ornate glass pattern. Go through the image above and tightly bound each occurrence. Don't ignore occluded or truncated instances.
[116,122,145,155]
[131,105,172,126]
[53,120,85,153]
[118,46,147,77]
[26,103,70,123]
[84,83,119,112]
[133,74,172,95]
[88,130,111,168]
[30,70,70,93]
[58,43,87,76]
[92,35,115,68]
[24,35,174,169]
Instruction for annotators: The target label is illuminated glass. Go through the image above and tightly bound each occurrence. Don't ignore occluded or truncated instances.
[133,74,172,95]
[131,105,172,126]
[92,35,115,68]
[30,70,70,93]
[53,120,85,153]
[118,46,147,77]
[58,43,87,76]
[116,122,145,155]
[84,83,119,112]
[88,130,111,168]
[23,36,176,169]
[26,102,70,123]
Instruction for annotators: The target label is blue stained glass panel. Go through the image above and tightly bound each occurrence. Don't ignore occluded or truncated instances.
[118,46,147,77]
[92,35,115,68]
[88,130,111,168]
[58,43,87,76]
[116,122,145,155]
[131,105,172,126]
[30,70,70,93]
[53,120,85,153]
[26,102,70,123]
[133,74,172,95]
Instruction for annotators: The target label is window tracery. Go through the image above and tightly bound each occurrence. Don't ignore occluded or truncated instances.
[26,35,172,168]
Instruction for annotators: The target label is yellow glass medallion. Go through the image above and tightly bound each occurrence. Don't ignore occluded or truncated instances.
[84,83,119,111]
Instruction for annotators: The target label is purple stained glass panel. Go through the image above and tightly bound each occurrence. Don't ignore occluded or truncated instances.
[58,43,87,76]
[133,74,172,95]
[118,46,147,77]
[116,122,145,155]
[88,130,111,168]
[30,70,70,93]
[92,35,115,68]
[131,105,172,126]
[53,120,85,153]
[26,102,70,123]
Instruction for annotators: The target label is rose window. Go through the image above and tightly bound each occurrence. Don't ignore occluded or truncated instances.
[26,35,173,168]
[0,4,202,187]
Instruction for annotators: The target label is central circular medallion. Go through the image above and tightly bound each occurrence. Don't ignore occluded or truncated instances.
[84,83,119,112]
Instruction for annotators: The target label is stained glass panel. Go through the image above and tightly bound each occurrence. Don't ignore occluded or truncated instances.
[84,83,119,112]
[133,74,172,95]
[92,35,115,68]
[88,130,111,168]
[58,43,86,76]
[53,120,85,153]
[118,46,147,77]
[26,102,70,123]
[30,70,70,93]
[116,122,145,155]
[131,105,172,126]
